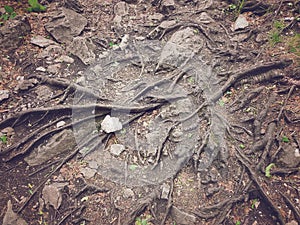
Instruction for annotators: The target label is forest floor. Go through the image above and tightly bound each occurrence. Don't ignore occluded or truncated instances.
[0,0,299,225]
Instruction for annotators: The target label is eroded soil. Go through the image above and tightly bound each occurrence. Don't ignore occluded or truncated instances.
[0,0,299,225]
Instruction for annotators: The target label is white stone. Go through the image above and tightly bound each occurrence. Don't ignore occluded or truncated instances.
[101,115,122,133]
[56,121,66,128]
[110,144,125,156]
[234,14,249,31]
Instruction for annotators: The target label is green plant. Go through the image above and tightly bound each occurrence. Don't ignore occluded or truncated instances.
[282,136,289,143]
[251,198,259,209]
[239,144,245,149]
[27,0,46,12]
[235,221,241,225]
[288,33,300,56]
[135,215,151,225]
[0,134,7,144]
[265,163,275,178]
[0,5,17,24]
[269,20,285,46]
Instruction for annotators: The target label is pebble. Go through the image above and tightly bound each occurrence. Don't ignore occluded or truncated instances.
[123,188,134,198]
[56,121,66,128]
[101,115,122,133]
[234,14,249,31]
[0,90,10,103]
[110,144,125,156]
[36,66,47,72]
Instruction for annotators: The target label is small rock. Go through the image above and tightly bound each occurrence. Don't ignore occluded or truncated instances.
[54,55,74,64]
[35,85,53,100]
[89,161,98,169]
[206,186,220,197]
[161,0,176,13]
[277,145,300,168]
[171,206,196,225]
[101,115,122,133]
[3,200,28,225]
[110,144,125,156]
[42,183,65,210]
[31,35,57,48]
[161,183,170,199]
[38,45,63,60]
[80,167,96,179]
[45,8,88,43]
[47,63,61,74]
[67,37,96,65]
[149,13,164,22]
[114,2,128,16]
[123,188,134,198]
[36,66,47,72]
[16,79,38,91]
[234,14,249,31]
[56,121,66,128]
[0,16,31,51]
[1,127,15,136]
[286,220,298,225]
[0,90,9,103]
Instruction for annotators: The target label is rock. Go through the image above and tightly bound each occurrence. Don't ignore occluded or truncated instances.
[16,78,38,91]
[80,167,97,179]
[277,145,300,168]
[24,129,76,166]
[3,200,28,225]
[206,186,220,197]
[148,13,165,22]
[101,115,123,133]
[234,14,249,31]
[161,183,170,199]
[161,0,176,13]
[123,188,134,198]
[54,55,74,64]
[110,144,125,156]
[0,90,9,103]
[35,85,53,100]
[1,127,15,137]
[0,16,31,51]
[56,121,66,128]
[36,66,47,72]
[122,0,138,4]
[31,35,56,47]
[286,220,298,225]
[157,27,204,69]
[114,2,128,16]
[42,183,66,210]
[171,206,197,225]
[47,63,61,74]
[45,8,87,43]
[38,45,63,60]
[67,37,96,65]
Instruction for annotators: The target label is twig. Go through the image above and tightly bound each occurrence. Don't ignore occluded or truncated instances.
[280,191,300,222]
[57,205,86,225]
[277,85,295,122]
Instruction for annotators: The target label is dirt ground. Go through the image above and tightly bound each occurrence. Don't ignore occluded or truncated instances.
[0,0,299,225]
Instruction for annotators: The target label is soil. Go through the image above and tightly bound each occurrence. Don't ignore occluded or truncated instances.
[0,0,300,225]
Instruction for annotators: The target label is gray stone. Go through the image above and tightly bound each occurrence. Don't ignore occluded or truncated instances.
[123,188,134,198]
[234,14,249,31]
[47,63,61,74]
[148,13,164,22]
[45,8,87,43]
[24,129,76,166]
[3,200,28,225]
[277,145,300,168]
[67,37,96,65]
[31,35,56,47]
[16,79,38,91]
[101,115,122,133]
[171,206,197,225]
[157,27,204,69]
[42,183,66,210]
[286,220,299,225]
[54,55,74,64]
[38,45,64,60]
[161,0,176,13]
[110,144,125,156]
[114,2,128,16]
[36,66,47,72]
[80,167,97,179]
[161,183,170,199]
[0,90,9,103]
[35,85,53,100]
[0,16,31,51]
